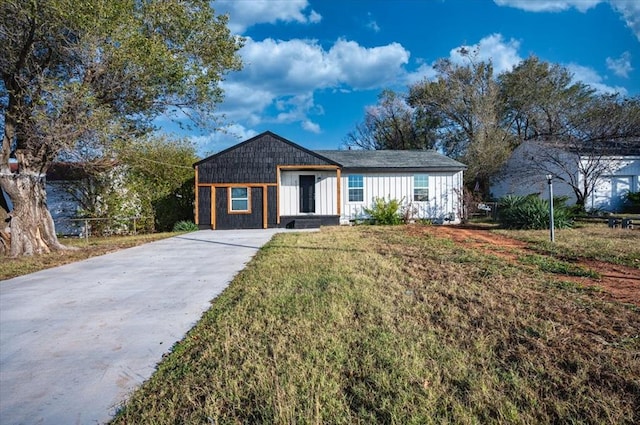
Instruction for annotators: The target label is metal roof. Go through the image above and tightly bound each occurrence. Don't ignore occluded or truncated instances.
[315,149,467,170]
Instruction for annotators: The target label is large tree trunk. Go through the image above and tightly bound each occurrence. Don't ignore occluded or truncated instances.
[0,205,9,256]
[0,172,70,256]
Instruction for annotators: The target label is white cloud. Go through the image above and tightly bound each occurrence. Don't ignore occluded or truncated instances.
[237,37,410,92]
[217,0,321,34]
[406,33,522,83]
[190,124,258,157]
[218,37,410,134]
[493,0,601,13]
[494,0,640,40]
[606,51,634,78]
[238,38,340,93]
[367,13,381,32]
[609,0,640,41]
[328,40,410,89]
[406,63,439,84]
[302,120,321,133]
[309,9,322,24]
[450,34,522,74]
[567,63,628,95]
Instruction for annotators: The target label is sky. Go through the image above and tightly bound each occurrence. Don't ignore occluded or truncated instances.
[170,0,640,156]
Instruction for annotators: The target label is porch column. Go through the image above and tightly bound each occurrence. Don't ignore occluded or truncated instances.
[336,168,341,216]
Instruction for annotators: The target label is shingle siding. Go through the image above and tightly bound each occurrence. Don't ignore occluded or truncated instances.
[215,187,263,229]
[196,132,335,184]
[197,186,211,227]
[267,186,278,226]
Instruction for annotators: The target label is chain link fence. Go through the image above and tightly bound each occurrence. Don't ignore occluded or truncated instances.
[54,216,154,240]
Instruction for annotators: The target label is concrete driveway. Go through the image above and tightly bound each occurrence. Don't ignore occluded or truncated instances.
[0,229,295,425]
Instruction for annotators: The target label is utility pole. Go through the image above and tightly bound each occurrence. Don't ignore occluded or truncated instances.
[546,174,555,243]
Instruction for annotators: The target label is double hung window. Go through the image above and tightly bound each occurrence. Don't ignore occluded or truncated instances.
[414,175,429,201]
[229,187,250,213]
[348,175,364,202]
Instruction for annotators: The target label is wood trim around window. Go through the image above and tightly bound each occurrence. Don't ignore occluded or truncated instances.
[227,186,252,214]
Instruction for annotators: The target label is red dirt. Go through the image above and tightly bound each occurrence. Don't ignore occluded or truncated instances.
[407,225,640,307]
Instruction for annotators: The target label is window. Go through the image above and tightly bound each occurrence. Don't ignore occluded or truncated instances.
[229,187,250,213]
[348,175,364,202]
[414,174,429,201]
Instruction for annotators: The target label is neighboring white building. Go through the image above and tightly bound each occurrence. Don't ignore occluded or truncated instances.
[194,131,467,229]
[491,140,640,212]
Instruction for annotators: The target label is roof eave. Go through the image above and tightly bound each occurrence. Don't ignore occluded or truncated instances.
[341,166,467,172]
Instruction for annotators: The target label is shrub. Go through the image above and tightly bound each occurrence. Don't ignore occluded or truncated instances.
[623,191,640,213]
[363,197,403,225]
[497,194,574,229]
[173,220,199,232]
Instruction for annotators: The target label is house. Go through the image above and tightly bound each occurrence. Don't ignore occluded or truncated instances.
[1,161,88,236]
[45,163,88,236]
[491,140,640,212]
[194,131,466,229]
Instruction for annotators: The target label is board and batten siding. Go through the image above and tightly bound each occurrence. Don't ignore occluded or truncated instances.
[586,156,640,212]
[341,171,463,223]
[280,171,338,216]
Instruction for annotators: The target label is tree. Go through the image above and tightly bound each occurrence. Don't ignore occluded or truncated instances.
[116,135,198,232]
[408,52,515,190]
[498,56,594,143]
[1,0,242,256]
[65,134,198,234]
[515,94,640,209]
[494,58,640,210]
[343,89,439,150]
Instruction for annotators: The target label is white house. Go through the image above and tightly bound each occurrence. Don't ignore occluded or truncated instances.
[315,150,465,224]
[194,131,467,229]
[491,140,640,212]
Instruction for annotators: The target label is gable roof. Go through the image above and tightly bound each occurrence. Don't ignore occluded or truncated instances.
[530,139,640,157]
[193,131,466,172]
[194,131,340,167]
[316,149,467,171]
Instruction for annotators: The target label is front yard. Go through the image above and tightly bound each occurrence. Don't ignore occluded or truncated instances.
[111,225,639,424]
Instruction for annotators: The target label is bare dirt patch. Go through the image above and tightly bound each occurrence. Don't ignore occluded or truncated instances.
[407,225,640,307]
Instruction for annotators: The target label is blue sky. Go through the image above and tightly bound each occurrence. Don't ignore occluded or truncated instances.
[173,0,640,156]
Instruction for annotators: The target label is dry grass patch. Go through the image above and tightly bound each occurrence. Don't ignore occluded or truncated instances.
[112,226,639,424]
[0,233,177,281]
[493,223,640,269]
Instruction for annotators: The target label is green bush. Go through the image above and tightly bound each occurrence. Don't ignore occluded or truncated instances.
[623,191,640,213]
[172,220,199,232]
[497,194,574,229]
[363,197,403,225]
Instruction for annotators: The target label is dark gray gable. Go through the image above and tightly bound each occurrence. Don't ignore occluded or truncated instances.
[315,150,467,171]
[195,131,340,184]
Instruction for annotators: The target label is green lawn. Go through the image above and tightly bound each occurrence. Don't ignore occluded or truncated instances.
[112,226,639,424]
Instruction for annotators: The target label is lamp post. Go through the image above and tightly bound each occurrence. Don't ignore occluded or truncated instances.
[546,174,555,243]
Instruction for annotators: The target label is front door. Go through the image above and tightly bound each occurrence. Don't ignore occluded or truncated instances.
[299,175,316,213]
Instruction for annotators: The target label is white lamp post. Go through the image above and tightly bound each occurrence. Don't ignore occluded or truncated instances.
[546,174,555,243]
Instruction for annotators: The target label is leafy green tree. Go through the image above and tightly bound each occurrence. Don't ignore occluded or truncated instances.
[498,56,594,143]
[408,52,514,190]
[116,135,198,232]
[497,89,640,209]
[344,90,439,150]
[1,0,242,256]
[65,135,198,234]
